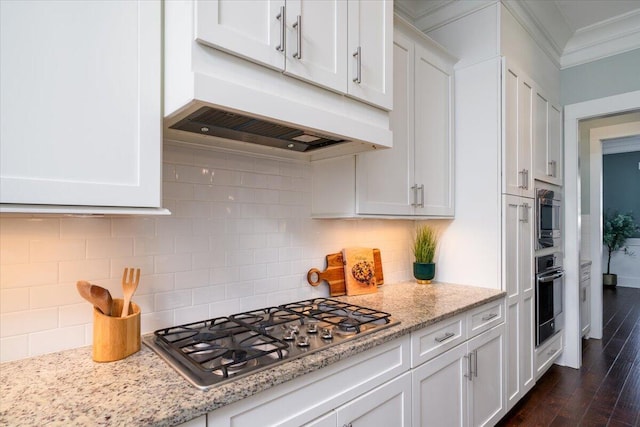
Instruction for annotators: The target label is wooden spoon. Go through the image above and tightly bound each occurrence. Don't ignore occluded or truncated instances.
[76,280,113,316]
[121,267,140,317]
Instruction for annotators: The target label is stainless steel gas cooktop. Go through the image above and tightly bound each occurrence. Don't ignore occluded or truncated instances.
[143,298,398,390]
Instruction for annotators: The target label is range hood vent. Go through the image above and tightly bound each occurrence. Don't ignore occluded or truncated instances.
[169,106,349,153]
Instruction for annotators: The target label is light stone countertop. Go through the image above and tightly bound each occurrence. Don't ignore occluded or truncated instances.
[0,281,505,426]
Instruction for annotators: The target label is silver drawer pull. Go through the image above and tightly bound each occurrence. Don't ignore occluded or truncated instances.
[481,313,498,321]
[435,332,455,343]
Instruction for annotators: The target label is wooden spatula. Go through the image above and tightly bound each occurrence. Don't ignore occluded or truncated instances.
[121,267,140,317]
[76,280,113,316]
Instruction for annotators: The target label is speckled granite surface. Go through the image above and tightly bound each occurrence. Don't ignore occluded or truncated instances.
[0,281,504,426]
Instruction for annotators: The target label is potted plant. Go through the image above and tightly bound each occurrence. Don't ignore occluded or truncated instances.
[413,224,439,284]
[603,211,639,287]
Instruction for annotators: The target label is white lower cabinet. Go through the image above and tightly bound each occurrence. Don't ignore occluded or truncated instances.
[580,263,592,338]
[208,336,410,427]
[412,324,505,427]
[411,300,506,427]
[535,331,563,380]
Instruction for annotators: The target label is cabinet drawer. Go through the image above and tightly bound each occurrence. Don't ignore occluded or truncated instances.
[467,300,504,338]
[535,331,563,379]
[580,266,591,282]
[411,313,466,368]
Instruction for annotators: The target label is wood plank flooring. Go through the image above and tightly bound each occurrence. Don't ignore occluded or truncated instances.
[498,286,640,427]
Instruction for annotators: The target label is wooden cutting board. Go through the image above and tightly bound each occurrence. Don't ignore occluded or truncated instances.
[307,249,383,296]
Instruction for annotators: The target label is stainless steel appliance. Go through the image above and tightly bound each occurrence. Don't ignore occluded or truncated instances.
[535,185,562,250]
[535,253,564,347]
[143,298,398,390]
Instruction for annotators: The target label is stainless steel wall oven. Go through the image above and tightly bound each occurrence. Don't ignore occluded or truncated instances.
[535,185,562,250]
[535,252,564,347]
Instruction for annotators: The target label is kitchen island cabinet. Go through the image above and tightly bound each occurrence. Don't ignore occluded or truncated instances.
[0,281,504,426]
[0,0,166,214]
[312,15,455,218]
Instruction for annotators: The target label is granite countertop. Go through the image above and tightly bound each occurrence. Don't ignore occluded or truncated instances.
[0,281,505,426]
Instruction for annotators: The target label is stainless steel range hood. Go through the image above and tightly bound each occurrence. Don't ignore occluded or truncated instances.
[169,106,348,153]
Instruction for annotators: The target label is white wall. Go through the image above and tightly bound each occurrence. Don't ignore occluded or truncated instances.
[0,144,416,362]
[603,238,640,288]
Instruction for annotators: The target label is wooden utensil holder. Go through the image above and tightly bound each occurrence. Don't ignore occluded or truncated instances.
[92,298,140,362]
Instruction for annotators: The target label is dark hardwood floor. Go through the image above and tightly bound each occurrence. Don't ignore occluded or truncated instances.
[498,286,640,427]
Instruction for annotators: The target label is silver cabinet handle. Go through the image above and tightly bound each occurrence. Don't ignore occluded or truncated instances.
[417,184,425,208]
[352,46,361,83]
[481,313,498,321]
[548,160,556,177]
[520,203,529,223]
[464,353,473,380]
[292,15,301,59]
[275,6,285,52]
[435,332,455,343]
[410,184,417,207]
[518,169,526,189]
[474,349,478,377]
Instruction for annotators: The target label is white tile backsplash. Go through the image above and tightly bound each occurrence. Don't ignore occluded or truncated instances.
[0,144,415,362]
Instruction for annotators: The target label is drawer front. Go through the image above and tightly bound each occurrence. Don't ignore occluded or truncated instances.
[535,331,563,379]
[411,313,466,368]
[467,300,505,338]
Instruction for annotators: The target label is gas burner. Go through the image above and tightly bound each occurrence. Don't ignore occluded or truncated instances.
[145,298,398,390]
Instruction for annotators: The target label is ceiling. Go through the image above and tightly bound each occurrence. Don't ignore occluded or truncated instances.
[395,0,640,68]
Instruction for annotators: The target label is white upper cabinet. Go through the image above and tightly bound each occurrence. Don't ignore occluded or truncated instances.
[194,0,390,110]
[355,16,454,217]
[502,62,534,198]
[0,0,164,213]
[195,0,285,71]
[534,91,563,186]
[284,0,348,93]
[347,0,393,110]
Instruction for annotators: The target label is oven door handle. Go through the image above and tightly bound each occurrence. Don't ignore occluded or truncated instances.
[537,271,565,283]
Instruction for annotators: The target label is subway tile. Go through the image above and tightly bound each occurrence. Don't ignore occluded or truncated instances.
[174,164,215,184]
[141,310,174,334]
[59,259,110,283]
[192,284,226,304]
[0,262,58,289]
[226,249,255,267]
[174,304,209,325]
[175,235,210,254]
[0,288,29,313]
[279,247,303,262]
[209,267,239,285]
[30,283,83,309]
[209,299,241,318]
[154,253,192,274]
[155,217,193,237]
[226,218,255,234]
[60,217,110,239]
[253,158,281,175]
[134,236,175,256]
[254,278,280,295]
[0,307,58,337]
[192,250,225,270]
[267,262,292,278]
[163,163,177,182]
[132,293,154,314]
[59,303,93,327]
[112,217,156,237]
[0,238,29,264]
[0,335,29,362]
[175,269,210,289]
[110,256,154,280]
[163,181,195,201]
[86,237,133,259]
[171,200,212,218]
[253,248,279,264]
[267,233,291,248]
[0,218,60,238]
[155,290,192,311]
[192,218,225,236]
[238,264,266,281]
[237,233,266,250]
[29,325,87,357]
[226,153,255,171]
[226,281,254,299]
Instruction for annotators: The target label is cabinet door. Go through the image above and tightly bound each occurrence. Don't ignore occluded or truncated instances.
[503,196,535,410]
[580,279,591,337]
[304,412,337,427]
[337,372,412,427]
[0,0,161,208]
[412,343,468,427]
[468,325,505,427]
[195,0,285,71]
[533,91,562,186]
[355,30,413,216]
[347,0,393,110]
[503,64,533,198]
[413,41,455,216]
[284,0,347,94]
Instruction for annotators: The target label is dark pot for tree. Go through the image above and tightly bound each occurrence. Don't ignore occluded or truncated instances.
[603,273,617,287]
[414,262,436,284]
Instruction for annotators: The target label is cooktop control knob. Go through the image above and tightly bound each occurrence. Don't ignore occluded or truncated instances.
[297,335,310,347]
[321,328,333,340]
[283,325,299,341]
[307,322,318,334]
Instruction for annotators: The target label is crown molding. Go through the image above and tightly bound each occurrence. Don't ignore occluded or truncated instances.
[561,10,640,68]
[409,0,494,33]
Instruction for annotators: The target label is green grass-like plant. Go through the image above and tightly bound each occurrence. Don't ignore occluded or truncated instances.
[413,224,438,264]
